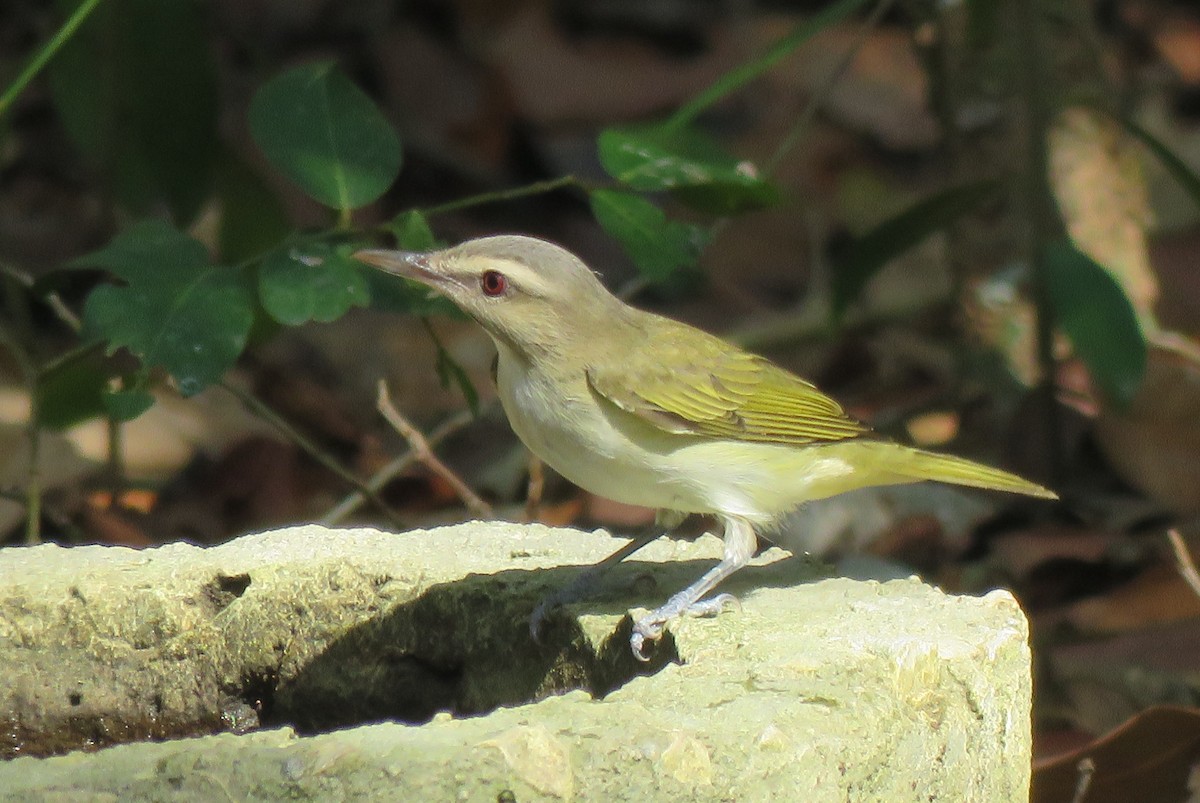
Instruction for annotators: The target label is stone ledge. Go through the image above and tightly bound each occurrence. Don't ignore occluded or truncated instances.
[0,523,1031,801]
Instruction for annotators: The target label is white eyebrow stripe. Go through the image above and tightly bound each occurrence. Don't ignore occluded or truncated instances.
[461,256,552,296]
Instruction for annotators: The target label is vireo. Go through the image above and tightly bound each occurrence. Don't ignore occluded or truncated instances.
[355,236,1055,659]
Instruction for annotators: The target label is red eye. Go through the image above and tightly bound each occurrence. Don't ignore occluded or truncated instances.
[480,270,507,296]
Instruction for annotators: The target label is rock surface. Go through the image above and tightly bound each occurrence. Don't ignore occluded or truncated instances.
[0,523,1032,801]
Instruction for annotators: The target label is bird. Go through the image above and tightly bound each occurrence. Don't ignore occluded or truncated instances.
[354,235,1056,659]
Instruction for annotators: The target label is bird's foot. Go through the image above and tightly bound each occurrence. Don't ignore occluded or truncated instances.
[629,593,741,661]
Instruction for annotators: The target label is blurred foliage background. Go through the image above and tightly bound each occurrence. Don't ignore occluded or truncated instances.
[4,0,1200,791]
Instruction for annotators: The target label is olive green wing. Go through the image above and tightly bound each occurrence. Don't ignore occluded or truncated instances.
[586,346,873,445]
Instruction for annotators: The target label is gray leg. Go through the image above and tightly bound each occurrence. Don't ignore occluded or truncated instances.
[529,529,660,640]
[630,515,756,660]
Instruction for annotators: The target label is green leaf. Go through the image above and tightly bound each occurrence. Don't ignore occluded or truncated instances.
[589,190,708,282]
[965,0,1002,52]
[258,243,370,325]
[435,344,479,416]
[833,180,1000,316]
[48,0,219,223]
[35,355,110,430]
[388,210,439,251]
[667,0,871,127]
[598,125,778,213]
[75,220,255,396]
[104,391,155,421]
[216,148,291,263]
[1044,239,1146,408]
[249,62,402,212]
[1121,117,1200,212]
[363,270,463,318]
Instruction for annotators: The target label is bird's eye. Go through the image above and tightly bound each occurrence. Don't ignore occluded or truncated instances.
[480,270,508,297]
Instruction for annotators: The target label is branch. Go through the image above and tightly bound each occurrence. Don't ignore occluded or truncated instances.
[321,407,474,525]
[219,379,405,527]
[1167,529,1200,600]
[375,381,492,519]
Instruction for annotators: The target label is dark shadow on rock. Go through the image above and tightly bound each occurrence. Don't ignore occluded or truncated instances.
[5,547,827,757]
[270,551,827,735]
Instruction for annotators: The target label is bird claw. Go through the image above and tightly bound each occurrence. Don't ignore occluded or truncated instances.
[629,592,741,661]
[684,592,741,618]
[630,618,663,662]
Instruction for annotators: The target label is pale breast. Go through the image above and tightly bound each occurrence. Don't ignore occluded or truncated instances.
[494,345,710,511]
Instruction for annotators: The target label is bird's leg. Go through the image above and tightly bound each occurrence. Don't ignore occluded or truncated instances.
[529,529,660,639]
[630,515,755,661]
[530,511,692,639]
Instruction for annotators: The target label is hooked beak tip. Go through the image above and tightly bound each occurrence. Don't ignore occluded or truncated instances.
[353,249,434,279]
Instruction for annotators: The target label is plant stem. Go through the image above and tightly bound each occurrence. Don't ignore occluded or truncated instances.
[763,0,897,178]
[667,0,872,129]
[0,0,107,118]
[218,379,405,527]
[1013,0,1064,482]
[418,175,582,218]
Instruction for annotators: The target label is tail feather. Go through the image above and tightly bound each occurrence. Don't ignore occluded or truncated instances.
[895,448,1057,499]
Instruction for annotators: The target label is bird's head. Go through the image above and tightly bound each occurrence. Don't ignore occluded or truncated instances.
[355,235,624,359]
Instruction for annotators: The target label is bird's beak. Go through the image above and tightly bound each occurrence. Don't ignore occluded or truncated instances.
[353,249,443,285]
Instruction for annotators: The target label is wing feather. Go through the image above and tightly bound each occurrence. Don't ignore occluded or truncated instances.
[587,347,873,445]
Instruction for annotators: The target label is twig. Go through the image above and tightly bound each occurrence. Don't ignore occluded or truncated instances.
[320,408,474,525]
[1167,529,1200,600]
[218,379,405,527]
[0,264,83,334]
[375,380,493,519]
[1069,757,1095,803]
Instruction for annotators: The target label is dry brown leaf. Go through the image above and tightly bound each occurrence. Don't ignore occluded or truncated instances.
[778,22,939,151]
[533,497,586,528]
[904,409,959,447]
[1096,344,1200,515]
[1063,561,1200,634]
[1048,106,1158,322]
[1033,706,1200,803]
[482,6,741,125]
[989,524,1125,580]
[1152,14,1200,84]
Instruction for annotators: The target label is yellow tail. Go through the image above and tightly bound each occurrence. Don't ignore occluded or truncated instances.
[894,448,1057,499]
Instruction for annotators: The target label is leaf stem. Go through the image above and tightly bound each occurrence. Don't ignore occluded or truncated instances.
[0,0,107,118]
